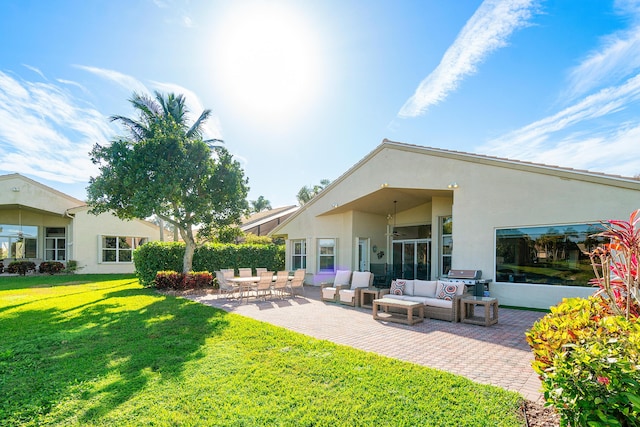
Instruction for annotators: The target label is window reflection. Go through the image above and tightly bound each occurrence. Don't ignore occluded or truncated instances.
[495,223,605,286]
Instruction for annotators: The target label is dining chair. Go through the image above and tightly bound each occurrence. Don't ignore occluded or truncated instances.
[255,267,268,275]
[216,270,239,298]
[253,271,274,300]
[286,269,306,297]
[238,267,253,277]
[272,271,289,298]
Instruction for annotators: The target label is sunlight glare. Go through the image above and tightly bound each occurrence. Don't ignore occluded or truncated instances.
[213,2,324,131]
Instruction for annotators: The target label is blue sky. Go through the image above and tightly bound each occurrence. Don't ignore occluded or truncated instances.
[1,0,640,207]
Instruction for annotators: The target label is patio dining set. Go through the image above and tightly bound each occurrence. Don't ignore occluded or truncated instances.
[215,268,306,302]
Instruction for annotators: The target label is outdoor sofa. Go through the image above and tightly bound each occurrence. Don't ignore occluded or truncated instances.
[320,270,374,306]
[382,279,470,322]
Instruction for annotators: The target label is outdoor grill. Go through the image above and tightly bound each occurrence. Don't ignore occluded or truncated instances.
[442,269,491,297]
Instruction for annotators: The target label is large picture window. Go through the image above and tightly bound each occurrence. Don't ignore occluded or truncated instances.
[317,238,336,272]
[100,236,147,263]
[291,239,306,270]
[495,223,606,286]
[0,224,37,259]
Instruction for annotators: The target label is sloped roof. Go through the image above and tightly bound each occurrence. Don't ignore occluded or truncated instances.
[270,139,640,235]
[241,205,299,231]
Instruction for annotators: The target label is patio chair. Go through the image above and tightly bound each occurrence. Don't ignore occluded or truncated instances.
[320,270,352,302]
[338,271,374,306]
[238,267,253,277]
[252,271,274,300]
[286,269,306,297]
[216,270,239,298]
[255,267,268,275]
[272,271,289,298]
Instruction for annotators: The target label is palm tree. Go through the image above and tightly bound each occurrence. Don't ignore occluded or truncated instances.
[250,196,272,213]
[296,179,331,205]
[110,91,221,146]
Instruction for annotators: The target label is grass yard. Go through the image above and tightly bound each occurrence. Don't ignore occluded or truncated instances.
[0,274,525,426]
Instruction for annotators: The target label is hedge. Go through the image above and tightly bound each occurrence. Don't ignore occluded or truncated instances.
[134,241,285,286]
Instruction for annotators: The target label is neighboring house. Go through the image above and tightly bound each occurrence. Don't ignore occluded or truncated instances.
[270,139,640,309]
[0,173,160,274]
[241,205,299,236]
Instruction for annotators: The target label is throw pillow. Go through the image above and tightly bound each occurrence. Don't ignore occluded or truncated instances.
[436,282,459,301]
[390,280,406,295]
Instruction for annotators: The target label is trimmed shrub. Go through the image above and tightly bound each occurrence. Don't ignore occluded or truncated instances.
[526,297,640,426]
[134,241,284,286]
[154,270,213,291]
[7,261,36,275]
[39,261,65,274]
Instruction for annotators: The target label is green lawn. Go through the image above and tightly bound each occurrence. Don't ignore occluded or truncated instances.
[0,274,525,426]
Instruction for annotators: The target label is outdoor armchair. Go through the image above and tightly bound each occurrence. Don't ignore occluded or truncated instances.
[238,267,253,277]
[320,270,352,302]
[338,271,374,306]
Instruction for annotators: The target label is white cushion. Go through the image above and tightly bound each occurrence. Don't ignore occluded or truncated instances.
[423,298,452,309]
[334,270,352,285]
[413,280,437,298]
[339,289,356,302]
[350,271,371,289]
[321,287,338,299]
[403,280,415,295]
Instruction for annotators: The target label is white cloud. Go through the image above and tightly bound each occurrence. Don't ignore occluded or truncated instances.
[398,0,539,118]
[0,71,113,184]
[74,65,149,95]
[564,0,640,100]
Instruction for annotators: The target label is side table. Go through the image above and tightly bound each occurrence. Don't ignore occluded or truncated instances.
[359,287,388,308]
[460,296,498,326]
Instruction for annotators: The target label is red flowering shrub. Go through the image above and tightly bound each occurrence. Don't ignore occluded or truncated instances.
[154,270,213,290]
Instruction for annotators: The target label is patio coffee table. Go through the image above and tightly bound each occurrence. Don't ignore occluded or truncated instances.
[460,296,499,326]
[372,298,425,325]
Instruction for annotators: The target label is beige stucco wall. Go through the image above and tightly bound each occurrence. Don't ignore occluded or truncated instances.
[70,208,160,274]
[1,174,161,275]
[273,143,640,309]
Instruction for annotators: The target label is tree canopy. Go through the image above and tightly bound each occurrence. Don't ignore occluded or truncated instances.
[250,195,272,213]
[87,91,249,273]
[296,179,331,205]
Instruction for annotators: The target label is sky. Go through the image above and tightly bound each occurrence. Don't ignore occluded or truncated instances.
[2,0,640,208]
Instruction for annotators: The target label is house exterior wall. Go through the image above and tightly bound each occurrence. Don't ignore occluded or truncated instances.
[71,208,160,274]
[0,174,160,275]
[272,142,640,309]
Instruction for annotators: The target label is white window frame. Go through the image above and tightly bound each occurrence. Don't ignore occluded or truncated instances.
[99,236,147,263]
[45,227,66,261]
[317,238,336,273]
[291,239,307,270]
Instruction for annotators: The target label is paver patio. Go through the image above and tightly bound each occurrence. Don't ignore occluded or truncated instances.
[188,286,546,402]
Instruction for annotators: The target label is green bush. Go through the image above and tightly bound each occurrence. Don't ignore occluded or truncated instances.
[526,297,640,426]
[7,261,36,275]
[134,241,285,286]
[39,261,65,274]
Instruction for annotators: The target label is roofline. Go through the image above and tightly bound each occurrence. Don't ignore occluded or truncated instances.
[0,173,86,206]
[270,139,640,235]
[241,206,299,231]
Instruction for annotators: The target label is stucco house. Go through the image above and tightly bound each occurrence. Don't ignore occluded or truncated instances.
[0,173,160,274]
[270,139,640,309]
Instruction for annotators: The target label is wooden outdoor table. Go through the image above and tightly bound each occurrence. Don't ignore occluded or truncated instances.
[372,298,425,325]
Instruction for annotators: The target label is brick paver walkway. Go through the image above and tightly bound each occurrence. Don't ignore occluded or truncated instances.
[188,286,546,402]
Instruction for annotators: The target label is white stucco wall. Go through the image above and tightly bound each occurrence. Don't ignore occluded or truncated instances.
[71,208,160,274]
[273,142,640,309]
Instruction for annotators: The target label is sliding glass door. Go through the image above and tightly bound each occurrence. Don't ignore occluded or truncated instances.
[392,239,430,280]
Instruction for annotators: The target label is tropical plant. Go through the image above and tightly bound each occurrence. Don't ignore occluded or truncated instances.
[296,178,331,205]
[527,210,640,427]
[250,195,272,212]
[590,209,640,319]
[87,91,249,274]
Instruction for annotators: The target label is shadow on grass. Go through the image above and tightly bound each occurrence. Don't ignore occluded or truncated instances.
[0,281,229,426]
